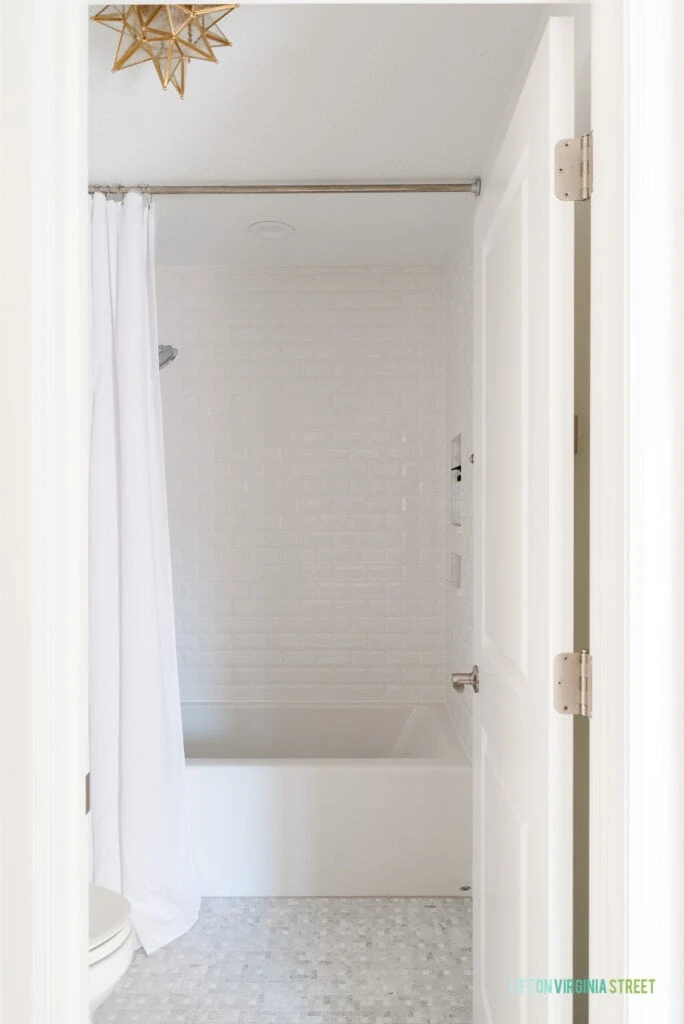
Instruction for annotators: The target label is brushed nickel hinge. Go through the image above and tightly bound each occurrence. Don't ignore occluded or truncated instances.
[554,651,592,717]
[555,131,593,201]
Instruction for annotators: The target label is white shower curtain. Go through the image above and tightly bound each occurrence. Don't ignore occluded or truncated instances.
[89,192,200,954]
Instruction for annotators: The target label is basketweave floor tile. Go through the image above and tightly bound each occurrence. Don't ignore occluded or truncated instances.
[95,897,472,1024]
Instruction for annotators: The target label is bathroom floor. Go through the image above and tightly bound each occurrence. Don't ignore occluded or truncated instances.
[95,896,472,1024]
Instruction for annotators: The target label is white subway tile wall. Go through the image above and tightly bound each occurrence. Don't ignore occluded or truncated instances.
[157,266,447,705]
[444,250,474,759]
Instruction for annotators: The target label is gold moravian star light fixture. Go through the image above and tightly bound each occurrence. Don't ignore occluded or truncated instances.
[92,5,239,98]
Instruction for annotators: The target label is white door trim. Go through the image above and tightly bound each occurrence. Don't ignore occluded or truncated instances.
[623,0,684,1015]
[0,0,88,1020]
[590,0,684,1019]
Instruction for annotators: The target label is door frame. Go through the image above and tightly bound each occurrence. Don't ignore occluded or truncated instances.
[0,2,89,1024]
[0,0,89,1021]
[590,0,684,1020]
[1,0,679,1020]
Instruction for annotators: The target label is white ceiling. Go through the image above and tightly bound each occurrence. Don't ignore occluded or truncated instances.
[88,4,552,266]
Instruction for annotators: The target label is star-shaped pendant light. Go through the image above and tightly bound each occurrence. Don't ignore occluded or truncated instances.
[92,5,239,98]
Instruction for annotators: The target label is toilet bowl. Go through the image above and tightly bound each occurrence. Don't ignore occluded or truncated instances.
[89,884,135,1012]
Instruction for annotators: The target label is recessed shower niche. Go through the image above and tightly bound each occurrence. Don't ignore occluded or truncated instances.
[451,433,464,530]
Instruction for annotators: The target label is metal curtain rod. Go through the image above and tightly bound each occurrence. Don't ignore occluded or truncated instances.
[88,180,482,197]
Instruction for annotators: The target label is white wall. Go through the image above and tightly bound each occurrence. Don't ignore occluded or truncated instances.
[443,247,475,758]
[157,265,447,704]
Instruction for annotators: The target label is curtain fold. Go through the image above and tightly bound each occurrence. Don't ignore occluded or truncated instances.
[89,191,199,954]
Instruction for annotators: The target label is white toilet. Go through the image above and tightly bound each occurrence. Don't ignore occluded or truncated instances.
[89,884,135,1012]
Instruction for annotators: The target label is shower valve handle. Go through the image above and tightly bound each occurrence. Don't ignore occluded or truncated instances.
[451,665,479,694]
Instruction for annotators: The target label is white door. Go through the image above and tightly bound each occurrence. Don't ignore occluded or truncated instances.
[472,18,575,1024]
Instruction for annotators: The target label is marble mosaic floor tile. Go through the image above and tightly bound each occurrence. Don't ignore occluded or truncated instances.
[95,897,472,1024]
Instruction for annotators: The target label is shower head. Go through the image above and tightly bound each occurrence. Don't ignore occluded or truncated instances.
[159,345,179,370]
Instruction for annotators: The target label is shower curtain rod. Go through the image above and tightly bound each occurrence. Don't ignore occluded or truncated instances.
[88,180,482,197]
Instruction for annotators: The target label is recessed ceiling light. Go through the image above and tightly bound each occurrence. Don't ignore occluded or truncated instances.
[248,220,296,240]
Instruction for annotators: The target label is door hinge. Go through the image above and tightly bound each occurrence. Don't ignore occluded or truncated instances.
[554,131,593,201]
[554,650,592,717]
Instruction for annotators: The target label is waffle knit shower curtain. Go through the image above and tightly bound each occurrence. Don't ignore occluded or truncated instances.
[89,192,200,954]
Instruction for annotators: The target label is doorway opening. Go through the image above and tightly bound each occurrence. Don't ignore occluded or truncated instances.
[86,4,590,1022]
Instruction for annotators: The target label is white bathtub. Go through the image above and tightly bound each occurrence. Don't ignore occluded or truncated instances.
[183,702,472,897]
